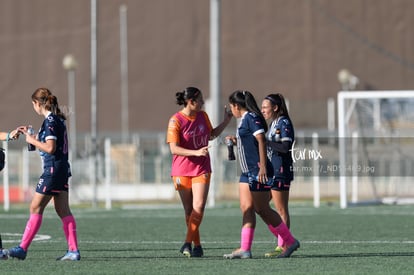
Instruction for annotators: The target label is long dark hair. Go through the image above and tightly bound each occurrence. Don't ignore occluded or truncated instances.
[264,93,291,120]
[175,87,201,106]
[32,87,66,120]
[229,90,268,132]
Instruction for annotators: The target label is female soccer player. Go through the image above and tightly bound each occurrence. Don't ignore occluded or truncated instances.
[167,87,232,257]
[0,129,20,260]
[261,93,295,257]
[223,90,299,259]
[5,88,80,261]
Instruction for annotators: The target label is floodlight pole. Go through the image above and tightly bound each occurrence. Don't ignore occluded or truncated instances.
[120,4,129,143]
[208,0,221,208]
[62,54,78,164]
[91,0,98,207]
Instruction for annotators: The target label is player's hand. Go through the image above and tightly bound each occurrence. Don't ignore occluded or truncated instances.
[9,129,20,140]
[225,135,236,145]
[257,167,268,184]
[196,146,211,157]
[17,126,28,134]
[223,105,233,121]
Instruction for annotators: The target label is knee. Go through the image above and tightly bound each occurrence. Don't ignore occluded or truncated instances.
[254,207,266,218]
[241,206,255,219]
[29,204,43,214]
[239,201,254,213]
[255,205,274,220]
[193,202,206,214]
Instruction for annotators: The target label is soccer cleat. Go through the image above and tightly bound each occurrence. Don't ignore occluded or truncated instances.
[7,246,27,260]
[1,249,8,260]
[264,246,284,258]
[191,245,203,257]
[179,242,192,258]
[223,248,252,259]
[56,250,81,261]
[277,239,300,258]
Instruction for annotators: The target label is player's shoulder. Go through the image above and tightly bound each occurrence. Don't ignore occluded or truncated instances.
[278,116,292,126]
[248,112,258,118]
[44,114,57,126]
[246,112,261,121]
[168,113,180,125]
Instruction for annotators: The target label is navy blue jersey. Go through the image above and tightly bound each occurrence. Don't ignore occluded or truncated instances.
[38,112,69,167]
[266,116,294,181]
[236,112,266,174]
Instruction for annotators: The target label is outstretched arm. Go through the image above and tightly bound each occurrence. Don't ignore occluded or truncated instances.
[169,142,210,157]
[211,106,233,139]
[0,129,20,141]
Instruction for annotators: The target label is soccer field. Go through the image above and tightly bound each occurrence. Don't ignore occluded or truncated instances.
[1,202,413,274]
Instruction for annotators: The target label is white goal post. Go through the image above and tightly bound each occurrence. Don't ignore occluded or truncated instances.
[337,90,414,208]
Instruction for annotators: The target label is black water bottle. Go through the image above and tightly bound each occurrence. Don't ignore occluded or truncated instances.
[226,139,236,161]
[27,126,36,151]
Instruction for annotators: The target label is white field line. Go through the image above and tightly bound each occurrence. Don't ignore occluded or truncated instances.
[2,233,413,245]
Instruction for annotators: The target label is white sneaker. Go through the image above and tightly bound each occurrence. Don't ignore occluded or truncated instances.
[0,249,8,260]
[223,248,252,259]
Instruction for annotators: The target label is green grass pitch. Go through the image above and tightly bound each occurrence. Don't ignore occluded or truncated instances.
[1,201,413,274]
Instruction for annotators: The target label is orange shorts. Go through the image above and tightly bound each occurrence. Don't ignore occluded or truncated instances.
[172,173,211,190]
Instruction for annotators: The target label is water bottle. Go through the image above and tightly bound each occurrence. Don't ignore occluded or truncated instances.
[273,129,281,142]
[225,139,236,161]
[27,126,36,151]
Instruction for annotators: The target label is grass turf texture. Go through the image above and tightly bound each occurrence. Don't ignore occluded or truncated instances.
[1,202,413,274]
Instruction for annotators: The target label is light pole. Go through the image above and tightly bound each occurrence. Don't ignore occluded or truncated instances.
[120,4,129,143]
[62,54,78,163]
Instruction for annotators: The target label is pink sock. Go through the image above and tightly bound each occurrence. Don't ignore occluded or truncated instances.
[240,227,254,251]
[62,215,79,251]
[277,235,284,247]
[20,214,43,251]
[268,223,295,246]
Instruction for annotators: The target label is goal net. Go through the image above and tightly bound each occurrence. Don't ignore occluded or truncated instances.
[337,90,414,208]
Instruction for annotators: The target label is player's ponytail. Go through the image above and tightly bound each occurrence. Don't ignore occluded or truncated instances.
[32,88,67,120]
[229,90,268,132]
[175,87,201,106]
[265,93,291,120]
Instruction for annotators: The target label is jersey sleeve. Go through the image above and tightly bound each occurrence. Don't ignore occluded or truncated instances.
[248,113,265,137]
[44,116,58,141]
[280,118,293,142]
[166,114,180,144]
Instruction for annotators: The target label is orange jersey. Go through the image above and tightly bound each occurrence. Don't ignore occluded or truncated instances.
[167,111,213,176]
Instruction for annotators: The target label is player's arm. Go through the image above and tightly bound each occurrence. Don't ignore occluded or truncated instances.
[255,132,268,183]
[267,119,293,154]
[0,132,8,141]
[32,138,56,154]
[0,129,20,141]
[268,141,292,154]
[210,107,233,139]
[19,125,56,154]
[169,142,209,157]
[25,133,56,154]
[167,115,209,157]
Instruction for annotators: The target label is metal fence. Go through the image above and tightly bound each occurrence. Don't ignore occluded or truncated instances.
[2,130,414,209]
